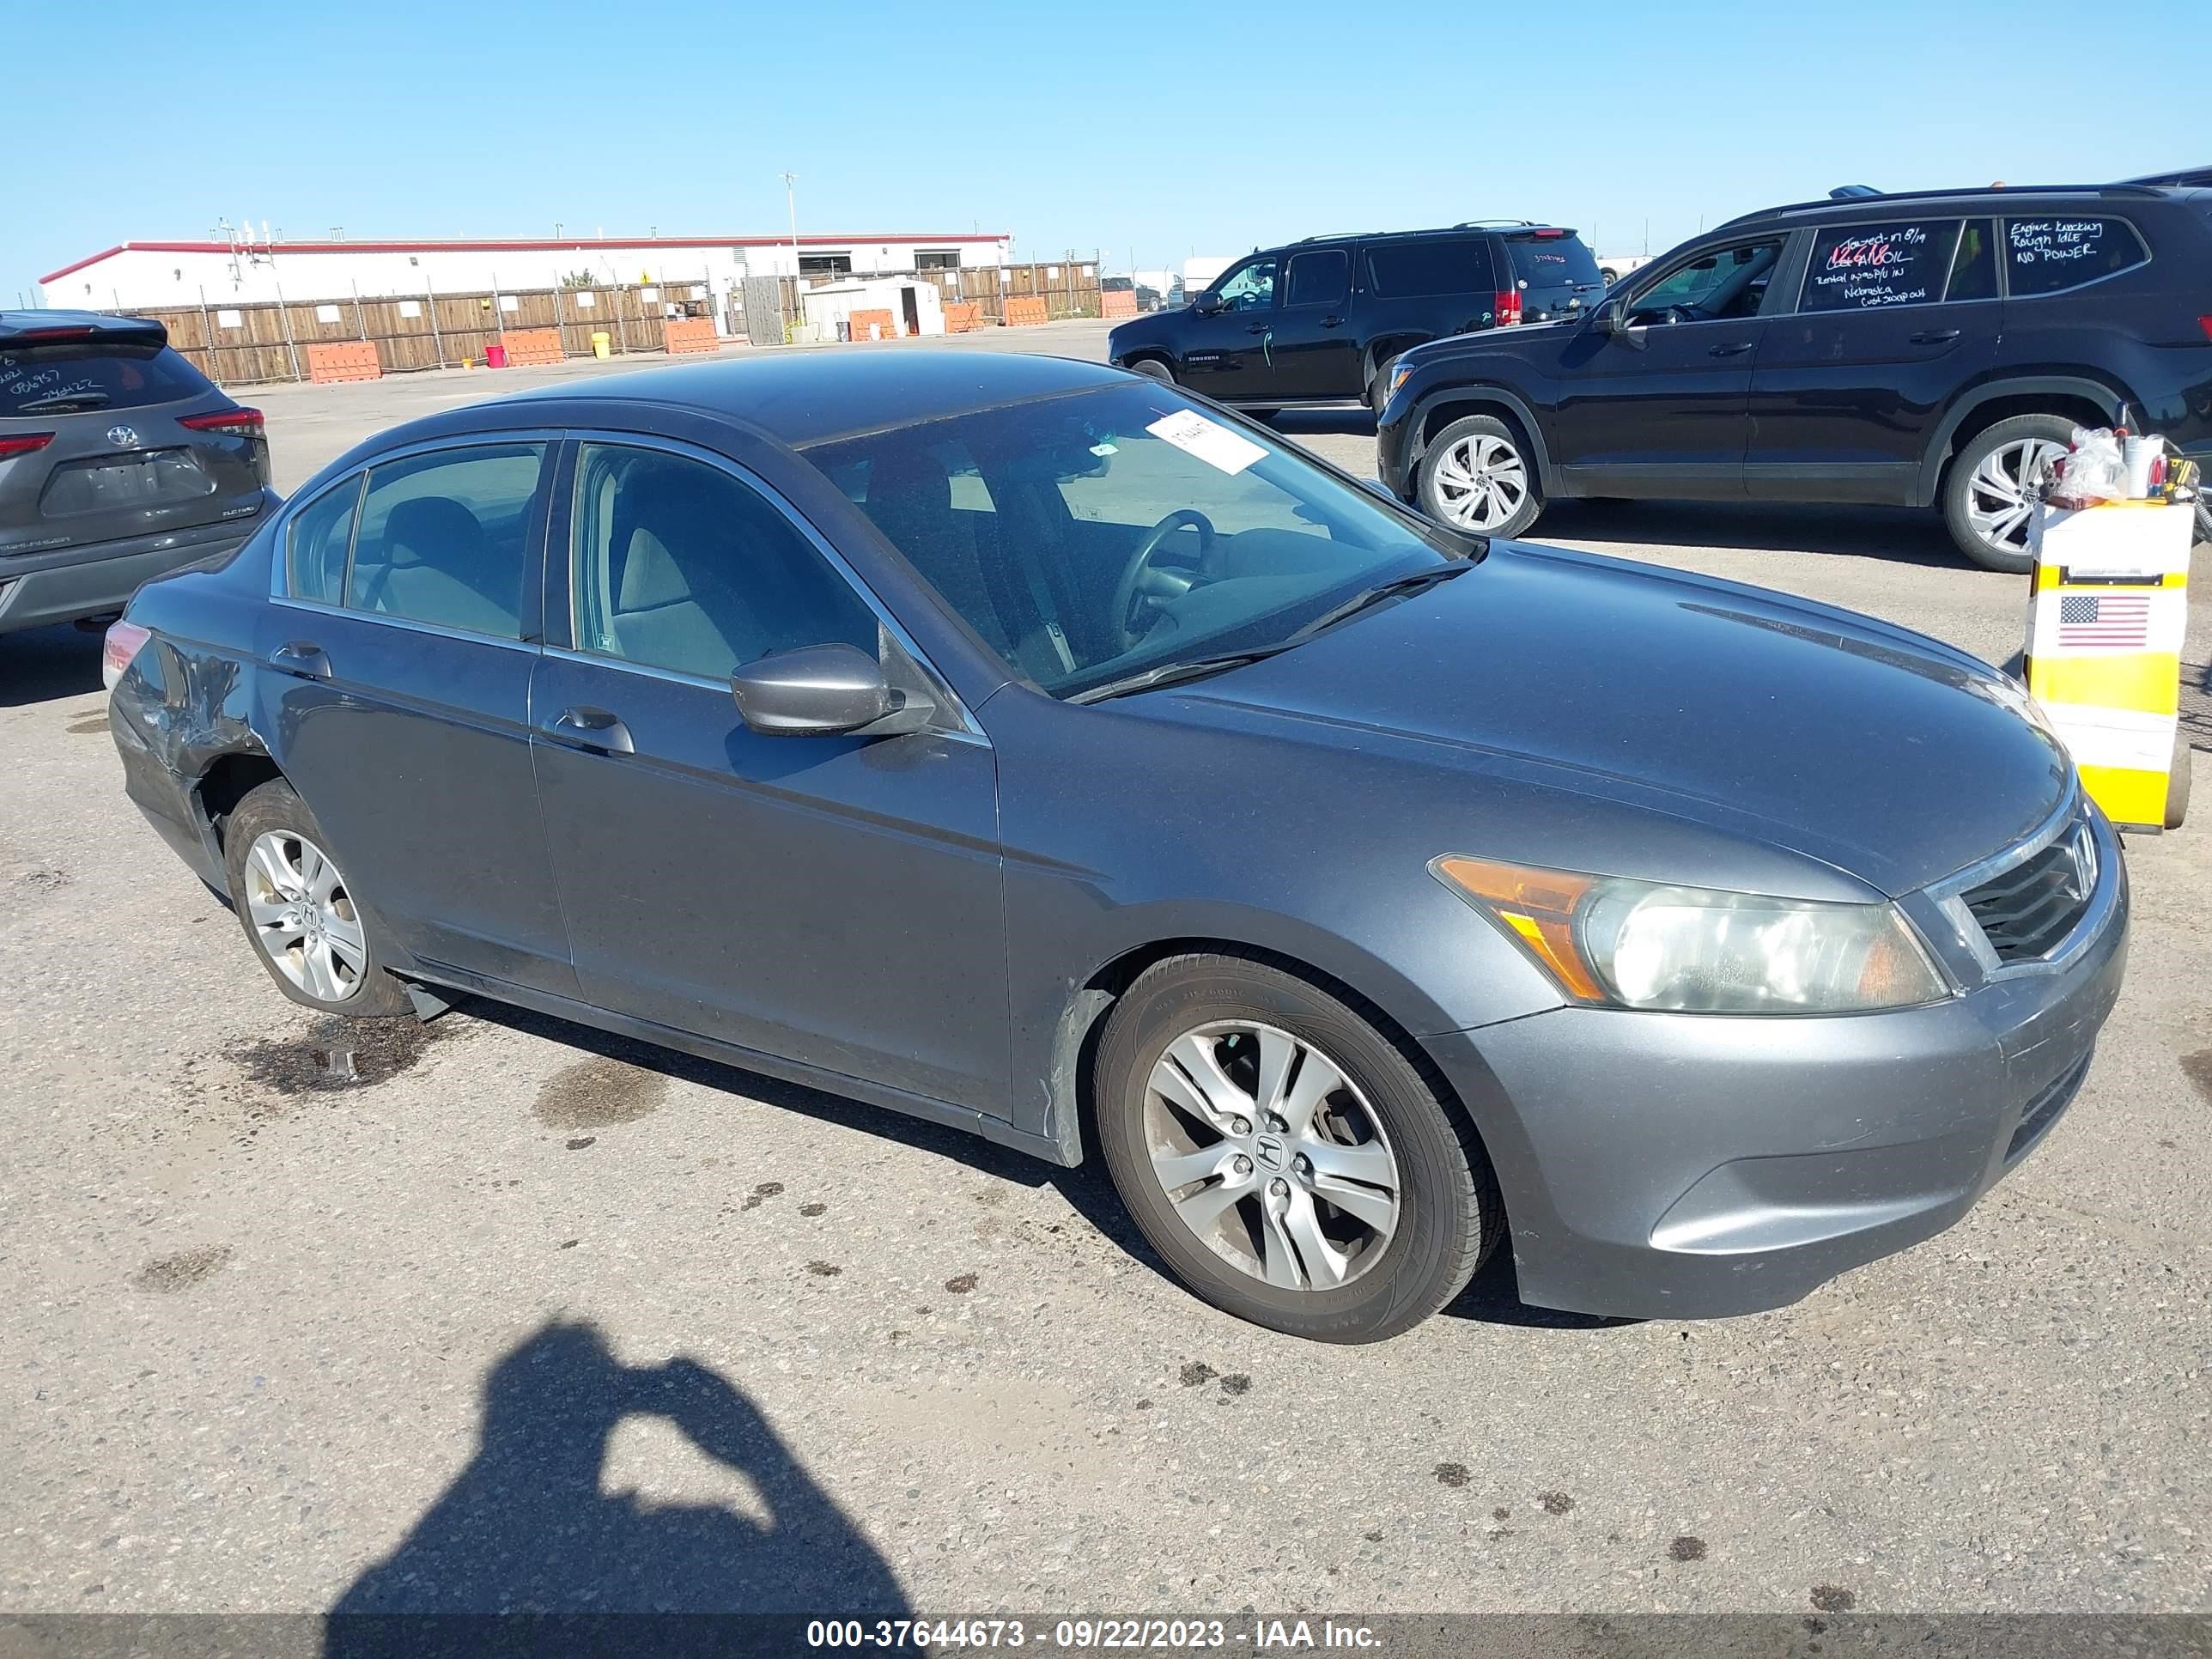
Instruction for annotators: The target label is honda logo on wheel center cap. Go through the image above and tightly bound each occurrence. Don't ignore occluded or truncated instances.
[1254,1135,1286,1170]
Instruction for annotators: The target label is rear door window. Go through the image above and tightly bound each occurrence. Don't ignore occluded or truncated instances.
[1800,221,1961,312]
[1364,238,1496,297]
[345,444,548,639]
[1284,249,1350,308]
[2004,217,2150,295]
[0,342,212,416]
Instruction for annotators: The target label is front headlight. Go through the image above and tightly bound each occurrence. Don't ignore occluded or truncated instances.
[1387,362,1413,404]
[1432,856,1948,1014]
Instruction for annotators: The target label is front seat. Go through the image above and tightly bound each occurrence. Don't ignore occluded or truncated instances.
[605,474,768,678]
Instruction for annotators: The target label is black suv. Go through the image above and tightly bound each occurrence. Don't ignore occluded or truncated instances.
[1376,185,2212,570]
[1108,223,1605,413]
[2,313,276,636]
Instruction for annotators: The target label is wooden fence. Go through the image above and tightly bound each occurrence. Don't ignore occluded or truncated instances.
[110,263,1106,385]
[121,281,717,386]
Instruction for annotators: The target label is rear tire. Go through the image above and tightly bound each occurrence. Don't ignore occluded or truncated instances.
[222,780,411,1017]
[2167,732,2193,830]
[1094,953,1502,1343]
[1942,414,2074,574]
[1417,413,1543,538]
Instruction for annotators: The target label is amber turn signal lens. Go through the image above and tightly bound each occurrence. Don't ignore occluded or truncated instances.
[1432,855,1609,1001]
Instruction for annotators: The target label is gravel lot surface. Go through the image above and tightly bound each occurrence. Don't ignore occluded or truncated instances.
[3,319,2205,1621]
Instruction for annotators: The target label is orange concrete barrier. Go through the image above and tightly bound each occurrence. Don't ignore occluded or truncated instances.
[662,317,720,355]
[845,308,898,343]
[942,303,981,334]
[304,342,381,384]
[501,328,563,367]
[1101,289,1138,319]
[1004,295,1048,326]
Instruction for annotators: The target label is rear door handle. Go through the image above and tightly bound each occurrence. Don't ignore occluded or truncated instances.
[544,705,635,755]
[1247,322,1272,334]
[1911,327,1962,344]
[270,641,331,679]
[1707,341,1756,358]
[1319,315,1346,329]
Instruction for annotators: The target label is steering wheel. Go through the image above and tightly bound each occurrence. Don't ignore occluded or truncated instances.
[1109,509,1217,651]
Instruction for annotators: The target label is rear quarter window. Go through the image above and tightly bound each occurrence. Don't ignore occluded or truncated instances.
[0,343,212,416]
[2005,217,2149,296]
[1364,238,1497,298]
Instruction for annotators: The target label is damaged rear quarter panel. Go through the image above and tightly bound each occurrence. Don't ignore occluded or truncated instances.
[110,522,281,885]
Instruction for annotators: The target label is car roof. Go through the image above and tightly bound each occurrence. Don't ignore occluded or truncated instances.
[413,349,1135,452]
[1285,222,1576,248]
[1714,182,2185,233]
[0,310,167,345]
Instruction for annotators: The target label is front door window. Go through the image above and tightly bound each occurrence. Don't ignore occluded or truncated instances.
[1626,240,1784,325]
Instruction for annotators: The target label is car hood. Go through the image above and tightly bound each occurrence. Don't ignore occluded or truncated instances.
[1152,544,2071,897]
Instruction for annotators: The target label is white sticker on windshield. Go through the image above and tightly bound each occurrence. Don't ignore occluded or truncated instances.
[1146,410,1267,476]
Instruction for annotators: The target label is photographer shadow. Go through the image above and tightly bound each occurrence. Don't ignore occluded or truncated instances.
[325,1320,906,1656]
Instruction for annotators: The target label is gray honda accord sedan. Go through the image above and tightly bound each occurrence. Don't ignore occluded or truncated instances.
[106,352,2127,1342]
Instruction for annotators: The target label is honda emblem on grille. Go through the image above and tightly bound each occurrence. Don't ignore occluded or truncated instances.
[106,425,141,448]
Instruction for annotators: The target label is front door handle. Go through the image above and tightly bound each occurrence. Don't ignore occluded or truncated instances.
[1319,315,1346,328]
[1707,341,1756,358]
[1911,327,1962,344]
[544,705,635,755]
[1247,322,1272,335]
[270,641,331,679]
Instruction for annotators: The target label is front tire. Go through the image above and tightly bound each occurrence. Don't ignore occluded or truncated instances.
[1094,954,1502,1343]
[1943,414,2074,573]
[1127,357,1176,385]
[1417,413,1543,538]
[222,779,410,1017]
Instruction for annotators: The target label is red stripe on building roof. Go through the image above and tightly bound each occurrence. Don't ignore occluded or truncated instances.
[39,233,1012,285]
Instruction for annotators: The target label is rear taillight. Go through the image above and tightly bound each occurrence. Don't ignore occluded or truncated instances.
[2199,314,2212,341]
[13,325,100,343]
[102,619,151,692]
[1493,289,1523,326]
[0,433,55,459]
[178,406,264,437]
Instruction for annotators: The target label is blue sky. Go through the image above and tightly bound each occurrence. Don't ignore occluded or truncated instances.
[9,0,2199,300]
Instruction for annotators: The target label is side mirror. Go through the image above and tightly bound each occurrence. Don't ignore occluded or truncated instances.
[1596,302,1648,350]
[730,642,936,738]
[1192,292,1224,316]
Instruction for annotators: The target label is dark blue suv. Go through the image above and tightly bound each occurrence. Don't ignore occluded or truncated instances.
[1376,184,2212,569]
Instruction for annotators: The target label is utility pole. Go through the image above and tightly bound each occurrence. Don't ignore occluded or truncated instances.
[781,171,799,276]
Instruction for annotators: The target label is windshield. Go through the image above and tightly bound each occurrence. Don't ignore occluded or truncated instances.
[1504,234,1603,293]
[803,381,1456,699]
[0,342,210,416]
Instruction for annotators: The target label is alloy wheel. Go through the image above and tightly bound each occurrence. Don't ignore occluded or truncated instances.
[1431,434,1529,530]
[1143,1021,1401,1292]
[1966,437,2066,556]
[243,830,369,1002]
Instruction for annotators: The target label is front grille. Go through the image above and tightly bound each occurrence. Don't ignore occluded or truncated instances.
[2006,1050,2092,1161]
[1963,819,2097,963]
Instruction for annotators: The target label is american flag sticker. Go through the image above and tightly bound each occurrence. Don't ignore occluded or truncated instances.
[2056,592,2151,649]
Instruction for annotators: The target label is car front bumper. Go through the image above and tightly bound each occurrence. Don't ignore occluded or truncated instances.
[0,503,273,635]
[1428,821,2130,1321]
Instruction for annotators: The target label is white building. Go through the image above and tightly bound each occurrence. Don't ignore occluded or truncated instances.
[799,276,947,341]
[36,230,1014,313]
